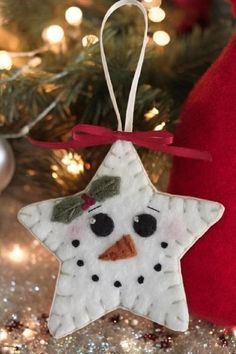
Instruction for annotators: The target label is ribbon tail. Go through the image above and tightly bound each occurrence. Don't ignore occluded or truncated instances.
[28,137,78,149]
[128,138,211,161]
[151,144,212,162]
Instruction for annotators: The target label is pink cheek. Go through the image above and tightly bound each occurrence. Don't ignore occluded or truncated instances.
[161,220,186,241]
[66,225,81,240]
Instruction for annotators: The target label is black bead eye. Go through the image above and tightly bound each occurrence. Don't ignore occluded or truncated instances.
[89,213,114,237]
[133,213,157,237]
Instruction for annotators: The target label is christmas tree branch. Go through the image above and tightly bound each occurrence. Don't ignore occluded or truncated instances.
[0,0,234,197]
[1,95,61,139]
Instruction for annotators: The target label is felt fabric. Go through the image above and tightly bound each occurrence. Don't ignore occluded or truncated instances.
[168,35,236,326]
[52,176,121,224]
[231,0,236,16]
[173,0,212,32]
[51,195,84,224]
[18,140,224,338]
[98,234,137,261]
[89,175,120,202]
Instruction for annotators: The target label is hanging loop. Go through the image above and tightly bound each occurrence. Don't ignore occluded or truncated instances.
[100,0,148,132]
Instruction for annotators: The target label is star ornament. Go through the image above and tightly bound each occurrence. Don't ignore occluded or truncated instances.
[18,141,224,338]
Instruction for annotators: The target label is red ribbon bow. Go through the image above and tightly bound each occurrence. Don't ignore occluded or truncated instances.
[28,124,212,161]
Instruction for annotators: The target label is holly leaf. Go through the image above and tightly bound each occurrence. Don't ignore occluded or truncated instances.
[89,176,120,202]
[51,195,83,224]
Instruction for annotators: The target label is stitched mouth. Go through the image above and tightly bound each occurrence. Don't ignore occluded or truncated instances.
[98,234,137,261]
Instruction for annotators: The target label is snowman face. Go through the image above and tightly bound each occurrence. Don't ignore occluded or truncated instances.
[64,195,164,276]
[66,194,176,268]
[18,141,224,338]
[68,194,161,260]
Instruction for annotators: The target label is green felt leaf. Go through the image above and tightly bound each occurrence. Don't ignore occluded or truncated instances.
[51,195,83,224]
[89,176,120,202]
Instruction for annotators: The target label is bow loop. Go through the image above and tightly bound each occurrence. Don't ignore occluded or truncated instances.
[28,123,212,161]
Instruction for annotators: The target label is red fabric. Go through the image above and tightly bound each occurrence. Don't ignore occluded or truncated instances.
[81,194,96,211]
[174,0,212,32]
[168,36,236,326]
[230,0,236,16]
[174,0,211,13]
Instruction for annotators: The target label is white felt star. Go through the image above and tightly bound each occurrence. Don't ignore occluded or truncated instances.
[18,141,224,338]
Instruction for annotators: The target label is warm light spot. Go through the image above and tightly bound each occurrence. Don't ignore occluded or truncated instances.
[144,0,162,5]
[61,152,73,165]
[143,0,162,9]
[67,161,84,174]
[51,164,59,171]
[8,245,25,262]
[120,338,137,351]
[153,30,170,46]
[154,122,166,131]
[145,107,159,120]
[42,25,64,44]
[82,34,99,47]
[148,7,166,22]
[52,172,58,179]
[85,162,91,170]
[61,152,84,175]
[65,6,83,26]
[23,328,35,339]
[233,328,236,337]
[28,57,42,68]
[120,339,130,350]
[0,51,12,70]
[0,329,7,341]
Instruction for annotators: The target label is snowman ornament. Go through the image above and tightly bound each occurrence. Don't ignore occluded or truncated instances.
[18,0,224,339]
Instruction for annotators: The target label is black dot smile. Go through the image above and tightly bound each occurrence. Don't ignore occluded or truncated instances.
[137,276,144,284]
[77,260,84,267]
[114,281,122,288]
[154,263,162,272]
[92,274,99,282]
[161,242,168,249]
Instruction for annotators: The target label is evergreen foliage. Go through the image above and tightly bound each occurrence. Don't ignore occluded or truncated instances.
[0,0,234,198]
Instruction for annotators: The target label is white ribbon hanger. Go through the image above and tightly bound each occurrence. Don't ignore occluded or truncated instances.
[100,0,148,132]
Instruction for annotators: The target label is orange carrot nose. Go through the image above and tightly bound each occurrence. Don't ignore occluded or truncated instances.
[98,235,137,261]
